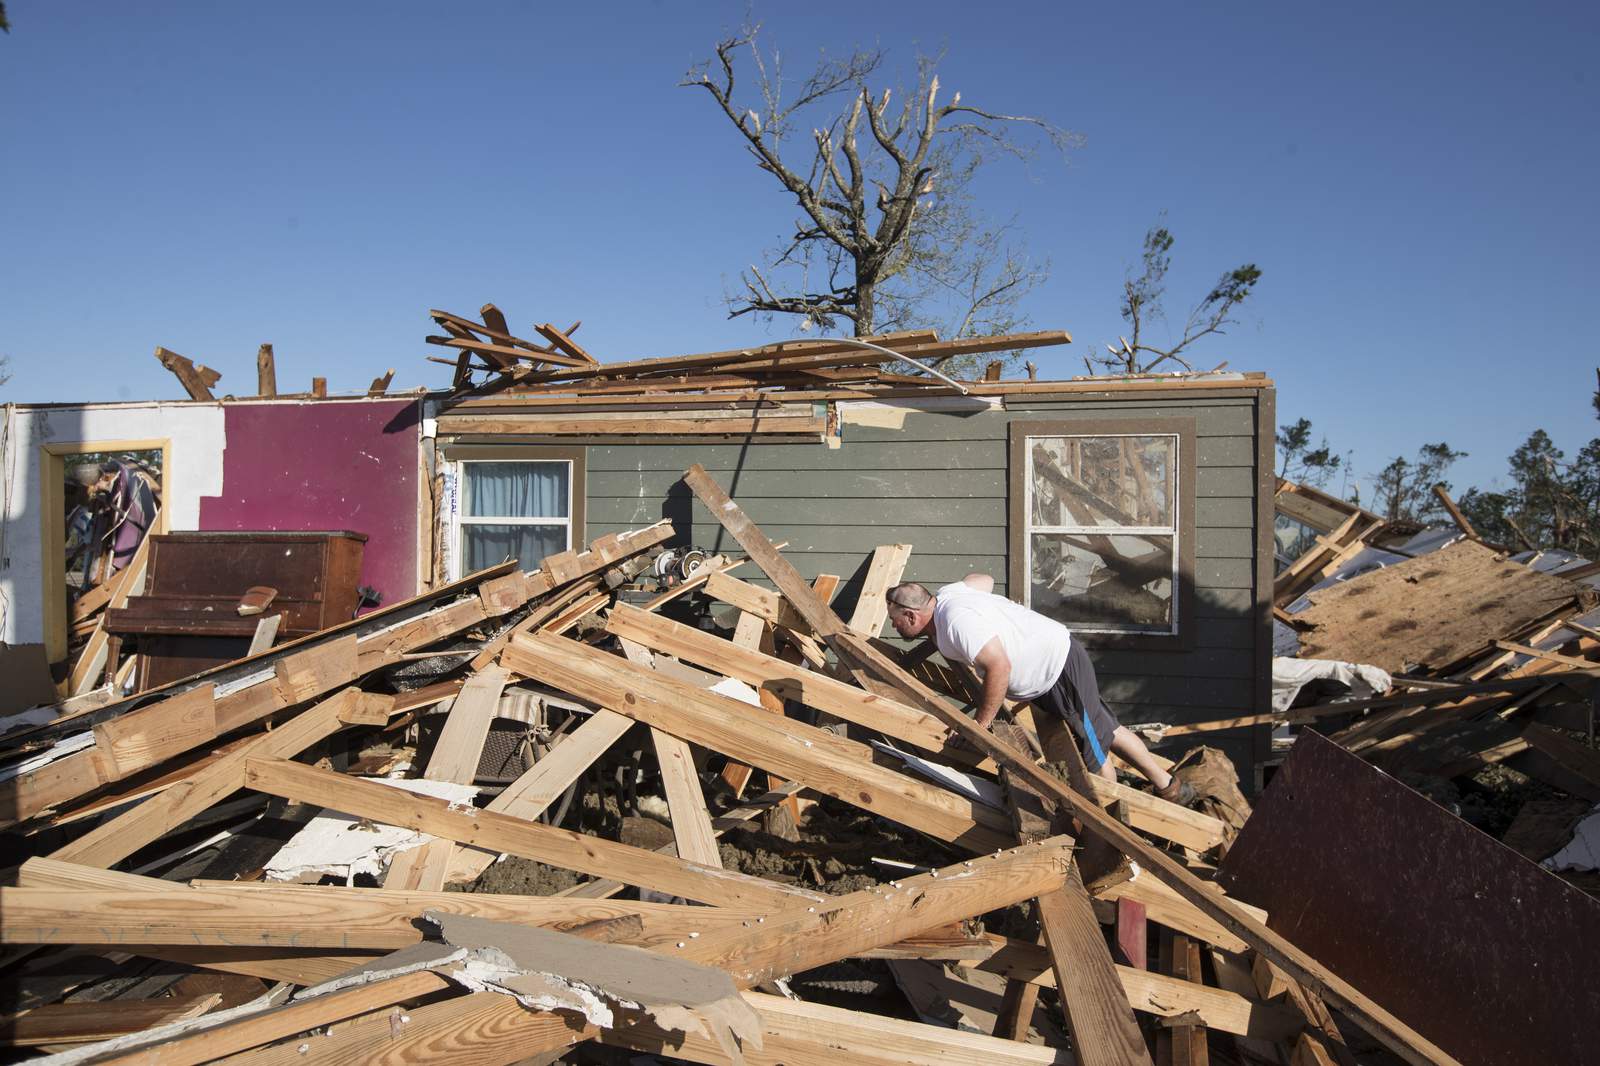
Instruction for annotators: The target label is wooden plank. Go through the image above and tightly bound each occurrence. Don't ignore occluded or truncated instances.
[534,321,599,364]
[384,667,508,891]
[438,412,830,436]
[650,728,722,867]
[367,369,395,395]
[70,530,154,696]
[243,757,818,910]
[679,463,1459,1066]
[992,972,1042,1042]
[606,602,966,761]
[92,683,217,778]
[1493,640,1600,671]
[206,840,1072,1066]
[155,346,219,401]
[847,543,913,637]
[704,571,812,631]
[1005,771,1151,1066]
[968,936,1303,1041]
[256,343,276,397]
[1521,722,1600,791]
[274,633,359,704]
[89,971,449,1066]
[245,613,282,656]
[1167,932,1211,1066]
[502,633,1015,853]
[0,995,221,1046]
[716,614,783,798]
[606,991,1071,1065]
[445,708,635,884]
[310,377,327,398]
[1087,773,1227,853]
[51,689,377,868]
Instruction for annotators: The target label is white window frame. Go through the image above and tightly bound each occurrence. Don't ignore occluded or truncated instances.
[451,458,574,579]
[1022,431,1182,636]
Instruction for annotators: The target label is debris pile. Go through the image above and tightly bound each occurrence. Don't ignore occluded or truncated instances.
[0,470,1459,1066]
[1268,477,1600,883]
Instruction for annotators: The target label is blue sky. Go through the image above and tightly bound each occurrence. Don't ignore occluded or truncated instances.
[2,1,1596,501]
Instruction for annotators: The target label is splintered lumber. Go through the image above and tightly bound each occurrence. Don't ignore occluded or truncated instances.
[51,688,386,868]
[967,936,1303,1041]
[501,632,1015,853]
[650,719,723,867]
[0,995,222,1047]
[242,757,819,911]
[155,346,220,401]
[1004,770,1150,1066]
[445,708,636,883]
[199,840,1072,1066]
[605,602,964,760]
[69,528,154,696]
[383,667,509,891]
[680,463,1461,1066]
[603,991,1072,1065]
[848,543,914,637]
[703,571,815,632]
[1,563,521,827]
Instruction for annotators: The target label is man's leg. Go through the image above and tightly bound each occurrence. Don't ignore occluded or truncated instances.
[1108,725,1173,792]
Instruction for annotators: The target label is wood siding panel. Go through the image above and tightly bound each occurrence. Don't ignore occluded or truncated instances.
[494,392,1267,738]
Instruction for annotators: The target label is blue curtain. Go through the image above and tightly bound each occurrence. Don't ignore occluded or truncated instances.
[463,462,568,518]
[463,524,568,572]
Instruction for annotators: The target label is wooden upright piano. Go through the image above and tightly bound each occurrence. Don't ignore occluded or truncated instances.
[105,530,367,691]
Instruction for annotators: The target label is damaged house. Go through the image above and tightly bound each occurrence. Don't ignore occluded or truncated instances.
[1,307,1592,1066]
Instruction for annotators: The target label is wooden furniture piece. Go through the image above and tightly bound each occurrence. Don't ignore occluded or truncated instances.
[106,531,366,690]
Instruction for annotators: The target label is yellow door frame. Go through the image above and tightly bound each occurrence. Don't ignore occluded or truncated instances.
[40,439,171,663]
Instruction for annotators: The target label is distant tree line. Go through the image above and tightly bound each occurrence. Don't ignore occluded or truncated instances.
[1281,371,1600,557]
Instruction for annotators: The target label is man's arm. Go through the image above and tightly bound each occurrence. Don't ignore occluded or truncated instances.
[970,636,1012,730]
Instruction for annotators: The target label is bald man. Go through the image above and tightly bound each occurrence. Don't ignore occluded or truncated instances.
[886,574,1195,805]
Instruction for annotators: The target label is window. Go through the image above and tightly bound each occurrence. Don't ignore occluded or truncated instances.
[455,460,573,574]
[1009,419,1195,641]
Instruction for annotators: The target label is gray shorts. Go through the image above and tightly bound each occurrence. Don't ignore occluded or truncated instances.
[1031,641,1120,770]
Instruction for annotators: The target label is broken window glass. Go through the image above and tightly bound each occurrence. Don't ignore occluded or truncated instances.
[1025,435,1178,634]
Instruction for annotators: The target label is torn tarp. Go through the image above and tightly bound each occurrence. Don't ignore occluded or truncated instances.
[1270,655,1392,714]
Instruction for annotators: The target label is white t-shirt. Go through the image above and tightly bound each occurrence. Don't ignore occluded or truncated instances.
[932,582,1071,701]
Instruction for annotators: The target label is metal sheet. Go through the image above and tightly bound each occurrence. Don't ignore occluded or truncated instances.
[1218,729,1600,1066]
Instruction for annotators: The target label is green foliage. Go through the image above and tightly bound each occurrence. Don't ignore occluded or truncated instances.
[1372,442,1467,523]
[1458,429,1600,555]
[1096,219,1261,373]
[1276,417,1342,488]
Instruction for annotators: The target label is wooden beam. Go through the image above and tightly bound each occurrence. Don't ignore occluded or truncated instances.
[310,377,326,398]
[154,346,219,401]
[968,936,1303,1041]
[256,343,276,397]
[502,632,1015,853]
[50,689,380,868]
[605,991,1070,1066]
[367,369,395,395]
[445,708,635,884]
[703,571,813,632]
[384,667,508,891]
[605,602,967,762]
[0,995,222,1047]
[679,463,1459,1066]
[69,528,154,696]
[1431,483,1478,540]
[535,321,599,364]
[200,839,1072,1066]
[848,543,913,637]
[1004,771,1151,1066]
[242,757,817,911]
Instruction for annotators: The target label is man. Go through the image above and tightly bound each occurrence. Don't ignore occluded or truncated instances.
[886,575,1196,806]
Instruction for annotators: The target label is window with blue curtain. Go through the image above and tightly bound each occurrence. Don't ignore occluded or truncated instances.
[457,461,571,572]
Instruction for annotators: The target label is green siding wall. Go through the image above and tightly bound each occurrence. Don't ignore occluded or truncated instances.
[575,393,1266,766]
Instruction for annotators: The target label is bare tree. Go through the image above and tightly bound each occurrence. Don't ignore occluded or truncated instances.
[1092,222,1261,374]
[683,26,1074,366]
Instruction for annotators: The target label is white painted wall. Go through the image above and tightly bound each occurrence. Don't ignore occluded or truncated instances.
[0,401,226,645]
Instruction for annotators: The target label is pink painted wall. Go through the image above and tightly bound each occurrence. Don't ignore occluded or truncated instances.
[198,399,421,608]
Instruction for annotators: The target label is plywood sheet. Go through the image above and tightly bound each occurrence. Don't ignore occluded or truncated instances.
[1218,730,1600,1066]
[1291,540,1585,672]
